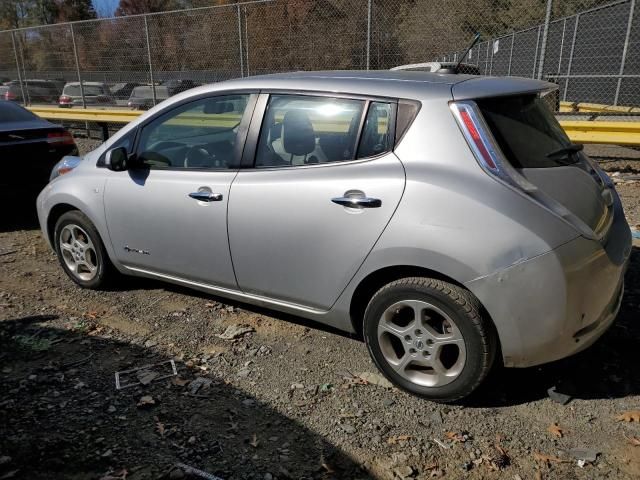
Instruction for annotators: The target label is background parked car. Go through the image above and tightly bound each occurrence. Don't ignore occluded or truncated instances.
[110,82,142,100]
[58,82,116,108]
[0,101,77,197]
[127,85,170,110]
[2,79,60,104]
[162,79,201,95]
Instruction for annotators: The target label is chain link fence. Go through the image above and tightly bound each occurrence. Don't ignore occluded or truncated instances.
[0,0,638,117]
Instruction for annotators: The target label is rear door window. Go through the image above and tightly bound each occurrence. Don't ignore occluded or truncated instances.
[477,94,576,169]
[255,95,365,167]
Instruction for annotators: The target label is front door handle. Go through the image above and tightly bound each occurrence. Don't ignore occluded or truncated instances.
[331,196,382,208]
[189,191,223,202]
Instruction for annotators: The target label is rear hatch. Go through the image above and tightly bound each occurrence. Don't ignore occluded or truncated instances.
[475,94,612,240]
[451,82,613,243]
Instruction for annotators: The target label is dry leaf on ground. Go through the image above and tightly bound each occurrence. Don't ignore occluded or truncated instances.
[533,451,566,467]
[249,433,259,448]
[625,435,640,446]
[137,395,155,407]
[171,376,189,387]
[154,416,165,437]
[445,431,467,443]
[616,410,640,422]
[547,423,565,438]
[387,435,412,445]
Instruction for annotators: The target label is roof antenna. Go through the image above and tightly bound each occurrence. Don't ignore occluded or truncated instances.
[454,33,481,73]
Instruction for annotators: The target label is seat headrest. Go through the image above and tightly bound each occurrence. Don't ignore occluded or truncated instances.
[282,110,316,156]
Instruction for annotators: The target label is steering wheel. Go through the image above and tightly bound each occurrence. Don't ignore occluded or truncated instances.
[184,145,215,168]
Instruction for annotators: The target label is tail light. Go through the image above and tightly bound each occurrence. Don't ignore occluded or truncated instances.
[450,101,536,192]
[59,95,71,104]
[47,130,75,146]
[4,90,17,101]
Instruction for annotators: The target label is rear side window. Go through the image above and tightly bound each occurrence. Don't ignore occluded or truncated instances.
[477,94,576,169]
[357,102,393,158]
[255,95,365,167]
[64,85,105,96]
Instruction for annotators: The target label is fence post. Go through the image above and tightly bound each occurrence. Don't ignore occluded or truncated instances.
[70,24,86,109]
[536,0,553,80]
[489,39,494,75]
[366,0,372,70]
[143,15,157,106]
[532,26,541,78]
[557,17,567,73]
[10,31,27,105]
[244,5,250,76]
[507,33,515,75]
[237,5,244,77]
[563,13,580,101]
[615,0,635,105]
[484,41,490,75]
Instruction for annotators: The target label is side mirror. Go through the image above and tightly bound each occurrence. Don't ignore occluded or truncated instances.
[105,147,129,171]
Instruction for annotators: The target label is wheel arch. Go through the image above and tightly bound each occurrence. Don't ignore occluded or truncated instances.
[348,265,499,352]
[47,203,79,245]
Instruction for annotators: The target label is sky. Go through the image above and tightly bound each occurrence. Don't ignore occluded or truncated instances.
[92,0,119,17]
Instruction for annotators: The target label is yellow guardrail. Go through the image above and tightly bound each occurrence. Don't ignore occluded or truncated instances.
[559,120,640,146]
[27,106,640,146]
[27,106,142,123]
[558,101,640,114]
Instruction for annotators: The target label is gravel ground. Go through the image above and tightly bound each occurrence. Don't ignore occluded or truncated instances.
[0,141,639,480]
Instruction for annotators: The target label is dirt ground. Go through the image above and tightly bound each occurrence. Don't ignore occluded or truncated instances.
[1,142,640,479]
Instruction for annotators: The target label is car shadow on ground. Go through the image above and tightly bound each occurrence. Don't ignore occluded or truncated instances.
[0,315,367,480]
[469,245,640,407]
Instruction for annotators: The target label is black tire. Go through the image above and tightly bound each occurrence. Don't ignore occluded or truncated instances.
[363,277,497,403]
[54,210,114,289]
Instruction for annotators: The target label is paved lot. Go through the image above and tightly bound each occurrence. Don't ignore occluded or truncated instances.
[0,150,639,479]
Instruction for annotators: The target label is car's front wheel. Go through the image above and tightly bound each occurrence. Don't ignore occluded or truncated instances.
[54,210,113,289]
[363,277,497,403]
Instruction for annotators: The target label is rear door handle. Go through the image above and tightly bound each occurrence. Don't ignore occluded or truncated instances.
[189,191,223,202]
[331,196,382,208]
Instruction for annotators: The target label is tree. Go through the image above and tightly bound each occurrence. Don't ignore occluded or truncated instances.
[56,0,96,22]
[115,0,181,16]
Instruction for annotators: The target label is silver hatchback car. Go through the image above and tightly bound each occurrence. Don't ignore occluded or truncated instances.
[37,71,632,402]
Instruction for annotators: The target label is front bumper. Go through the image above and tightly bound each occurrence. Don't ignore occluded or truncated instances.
[466,192,632,368]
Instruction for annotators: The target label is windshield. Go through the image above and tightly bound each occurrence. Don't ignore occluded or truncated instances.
[64,85,106,96]
[476,94,577,168]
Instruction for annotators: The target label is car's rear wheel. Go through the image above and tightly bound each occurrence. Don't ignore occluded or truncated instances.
[363,277,497,402]
[54,210,113,289]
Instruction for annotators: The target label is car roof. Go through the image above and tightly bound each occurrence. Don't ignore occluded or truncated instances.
[64,82,106,87]
[165,70,555,104]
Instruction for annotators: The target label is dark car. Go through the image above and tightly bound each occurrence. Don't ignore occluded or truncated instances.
[127,85,170,110]
[109,82,142,100]
[2,80,61,104]
[0,101,77,196]
[162,79,202,95]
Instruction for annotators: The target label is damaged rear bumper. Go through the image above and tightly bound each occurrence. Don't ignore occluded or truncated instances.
[466,193,632,368]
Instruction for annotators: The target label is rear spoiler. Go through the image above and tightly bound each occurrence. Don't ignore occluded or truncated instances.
[451,77,558,101]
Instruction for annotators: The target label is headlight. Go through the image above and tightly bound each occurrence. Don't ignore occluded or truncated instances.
[50,155,82,182]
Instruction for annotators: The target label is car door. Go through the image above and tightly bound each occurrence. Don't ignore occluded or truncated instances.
[104,93,256,288]
[228,93,406,310]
